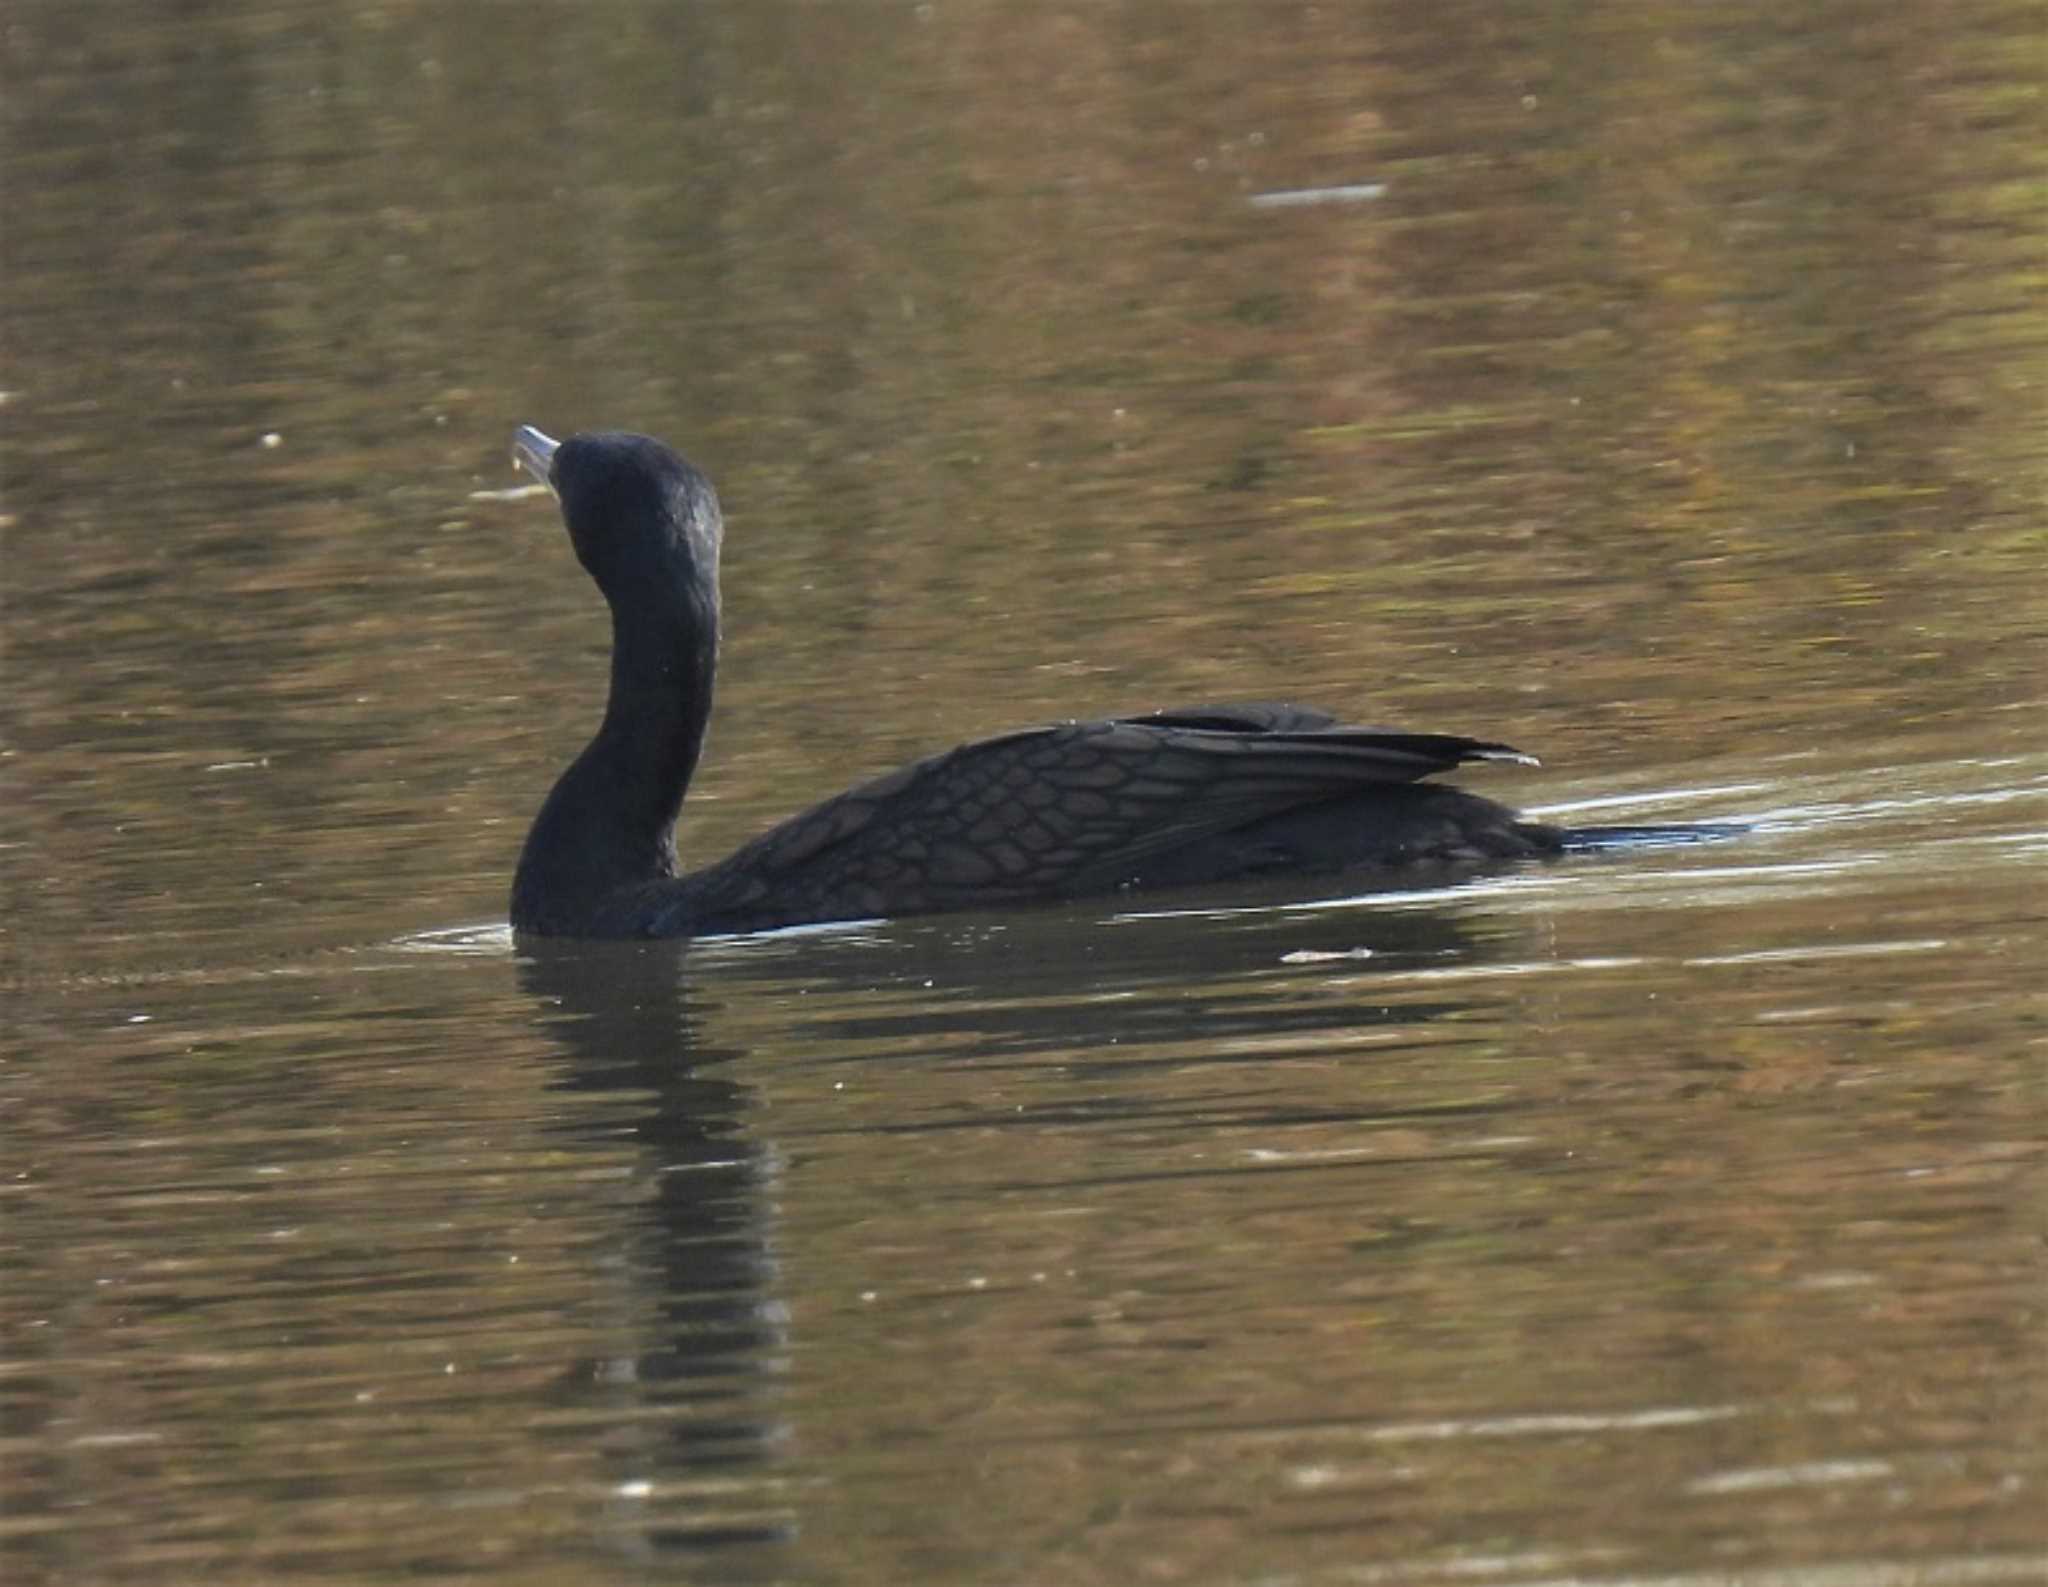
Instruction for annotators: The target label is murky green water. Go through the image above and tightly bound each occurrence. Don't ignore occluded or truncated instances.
[5,4,2045,1583]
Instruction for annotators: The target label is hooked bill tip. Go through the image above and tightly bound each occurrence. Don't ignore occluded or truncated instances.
[511,424,560,488]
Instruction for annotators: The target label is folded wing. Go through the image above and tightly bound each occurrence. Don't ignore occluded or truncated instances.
[674,703,1532,931]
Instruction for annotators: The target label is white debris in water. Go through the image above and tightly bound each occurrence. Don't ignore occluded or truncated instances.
[468,483,552,502]
[1248,182,1387,209]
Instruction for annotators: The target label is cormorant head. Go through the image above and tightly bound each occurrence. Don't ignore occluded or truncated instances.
[513,425,722,610]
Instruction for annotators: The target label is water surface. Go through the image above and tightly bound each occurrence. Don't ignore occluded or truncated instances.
[5,3,2045,1583]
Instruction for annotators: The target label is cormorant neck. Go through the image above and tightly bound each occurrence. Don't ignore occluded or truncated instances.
[511,578,719,933]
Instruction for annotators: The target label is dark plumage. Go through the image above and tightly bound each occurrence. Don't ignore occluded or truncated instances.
[507,427,1718,938]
